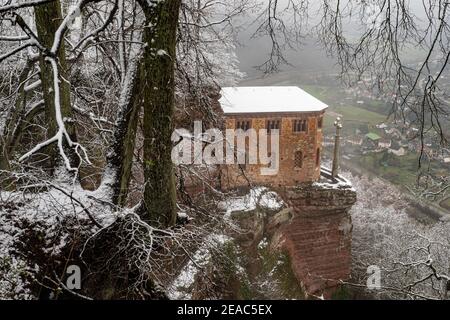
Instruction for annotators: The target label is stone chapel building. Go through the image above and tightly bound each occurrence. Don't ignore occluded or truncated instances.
[216,86,357,298]
[219,86,328,188]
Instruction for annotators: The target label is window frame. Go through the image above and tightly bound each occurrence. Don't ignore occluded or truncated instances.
[294,150,303,169]
[292,119,308,133]
[235,119,252,131]
[266,119,281,133]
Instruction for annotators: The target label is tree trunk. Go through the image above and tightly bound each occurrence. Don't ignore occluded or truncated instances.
[35,1,76,172]
[0,62,35,188]
[0,63,32,167]
[139,0,181,227]
[110,61,142,207]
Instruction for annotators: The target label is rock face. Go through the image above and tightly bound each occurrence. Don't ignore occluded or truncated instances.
[216,165,357,299]
[276,182,357,298]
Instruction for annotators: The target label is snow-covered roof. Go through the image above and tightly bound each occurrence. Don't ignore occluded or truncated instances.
[219,86,328,114]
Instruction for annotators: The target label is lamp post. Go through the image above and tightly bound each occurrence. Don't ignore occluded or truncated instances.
[332,117,342,179]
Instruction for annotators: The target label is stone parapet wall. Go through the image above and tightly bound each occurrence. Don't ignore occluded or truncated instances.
[283,183,357,213]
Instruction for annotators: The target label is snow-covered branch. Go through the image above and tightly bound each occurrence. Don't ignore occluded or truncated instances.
[0,0,56,14]
[19,57,91,172]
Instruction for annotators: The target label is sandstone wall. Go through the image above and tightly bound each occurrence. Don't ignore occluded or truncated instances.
[277,183,357,298]
[221,112,324,189]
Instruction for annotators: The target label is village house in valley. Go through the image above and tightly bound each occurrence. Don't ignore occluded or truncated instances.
[219,86,327,189]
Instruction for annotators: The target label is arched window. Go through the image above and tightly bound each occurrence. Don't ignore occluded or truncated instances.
[294,150,303,168]
[316,148,321,167]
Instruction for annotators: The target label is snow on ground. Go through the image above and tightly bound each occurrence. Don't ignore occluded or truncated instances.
[177,211,188,219]
[0,173,120,299]
[312,179,355,191]
[259,191,284,211]
[167,233,232,299]
[0,215,37,299]
[314,165,356,191]
[257,237,269,250]
[168,186,286,299]
[219,187,284,217]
